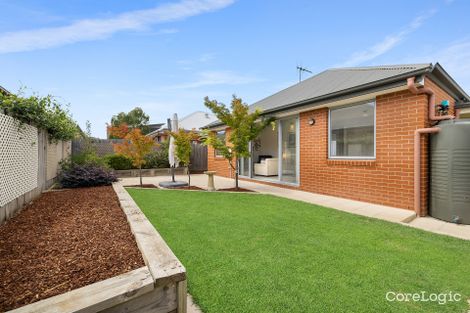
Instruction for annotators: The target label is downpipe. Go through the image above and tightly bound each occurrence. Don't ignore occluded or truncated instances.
[408,77,454,216]
[414,127,440,216]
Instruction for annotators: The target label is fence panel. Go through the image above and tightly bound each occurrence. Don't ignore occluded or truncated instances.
[37,129,47,191]
[0,113,38,208]
[72,138,123,156]
[1,112,70,224]
[190,142,208,172]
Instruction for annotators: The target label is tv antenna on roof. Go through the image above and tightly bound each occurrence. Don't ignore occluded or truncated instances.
[297,66,312,82]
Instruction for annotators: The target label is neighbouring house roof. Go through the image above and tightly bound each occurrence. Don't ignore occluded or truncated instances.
[147,123,165,132]
[147,126,167,138]
[178,111,217,130]
[204,63,469,129]
[147,111,217,138]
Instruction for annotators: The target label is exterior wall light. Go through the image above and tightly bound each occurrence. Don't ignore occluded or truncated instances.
[308,118,315,126]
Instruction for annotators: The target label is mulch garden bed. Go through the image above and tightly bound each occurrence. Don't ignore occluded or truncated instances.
[0,186,145,312]
[126,184,159,188]
[172,186,205,191]
[217,187,255,192]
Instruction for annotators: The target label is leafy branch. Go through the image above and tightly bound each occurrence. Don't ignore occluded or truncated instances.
[0,88,78,142]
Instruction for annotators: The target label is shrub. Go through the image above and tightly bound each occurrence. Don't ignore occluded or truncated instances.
[144,141,170,169]
[143,151,168,168]
[59,152,107,173]
[71,152,107,168]
[59,164,117,188]
[105,154,135,170]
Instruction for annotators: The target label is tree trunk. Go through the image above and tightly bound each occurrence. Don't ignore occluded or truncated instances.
[187,166,191,188]
[139,166,143,187]
[235,157,239,190]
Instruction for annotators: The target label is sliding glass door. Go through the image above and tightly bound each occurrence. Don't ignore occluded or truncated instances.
[238,142,251,177]
[239,157,250,177]
[238,115,299,184]
[279,116,298,183]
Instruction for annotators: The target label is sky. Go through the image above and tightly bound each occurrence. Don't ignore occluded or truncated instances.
[1,0,469,138]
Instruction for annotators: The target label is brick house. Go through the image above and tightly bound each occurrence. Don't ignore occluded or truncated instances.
[205,63,469,215]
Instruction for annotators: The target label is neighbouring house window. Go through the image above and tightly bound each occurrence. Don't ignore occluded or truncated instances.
[214,130,226,157]
[329,101,375,158]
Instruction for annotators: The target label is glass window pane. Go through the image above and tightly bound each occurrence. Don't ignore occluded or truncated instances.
[214,130,225,157]
[281,117,297,183]
[330,102,375,158]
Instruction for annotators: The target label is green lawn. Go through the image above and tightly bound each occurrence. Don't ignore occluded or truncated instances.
[127,189,470,313]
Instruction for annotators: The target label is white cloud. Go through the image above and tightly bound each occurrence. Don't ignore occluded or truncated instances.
[337,9,436,67]
[164,70,264,89]
[0,0,234,54]
[177,52,216,70]
[405,39,470,93]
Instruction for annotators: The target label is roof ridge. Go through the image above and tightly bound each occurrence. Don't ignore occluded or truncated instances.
[329,63,432,71]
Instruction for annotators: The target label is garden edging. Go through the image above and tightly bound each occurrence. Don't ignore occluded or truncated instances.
[8,184,187,313]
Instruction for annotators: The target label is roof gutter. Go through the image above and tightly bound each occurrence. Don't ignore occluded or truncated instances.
[432,63,470,101]
[455,102,470,109]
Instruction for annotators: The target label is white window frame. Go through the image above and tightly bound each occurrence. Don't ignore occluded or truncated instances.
[328,100,376,160]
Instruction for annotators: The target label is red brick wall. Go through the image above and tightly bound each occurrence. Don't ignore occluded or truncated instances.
[425,77,455,117]
[207,77,455,213]
[299,90,428,211]
[207,129,233,178]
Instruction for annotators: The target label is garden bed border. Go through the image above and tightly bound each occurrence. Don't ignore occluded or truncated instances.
[111,168,185,178]
[8,183,187,313]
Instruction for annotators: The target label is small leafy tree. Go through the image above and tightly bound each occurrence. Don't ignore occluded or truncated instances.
[109,107,150,137]
[202,95,274,189]
[169,129,198,187]
[109,124,156,187]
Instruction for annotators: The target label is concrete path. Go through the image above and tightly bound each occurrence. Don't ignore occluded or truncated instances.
[121,174,470,241]
[187,294,202,313]
[407,216,470,240]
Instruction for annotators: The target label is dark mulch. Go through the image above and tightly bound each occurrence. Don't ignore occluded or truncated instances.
[217,187,255,192]
[126,184,159,188]
[172,186,205,191]
[0,186,145,311]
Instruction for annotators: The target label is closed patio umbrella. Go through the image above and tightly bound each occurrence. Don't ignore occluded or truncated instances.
[169,113,179,181]
[159,114,187,188]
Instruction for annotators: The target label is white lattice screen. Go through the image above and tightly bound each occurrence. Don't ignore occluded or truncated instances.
[0,113,38,207]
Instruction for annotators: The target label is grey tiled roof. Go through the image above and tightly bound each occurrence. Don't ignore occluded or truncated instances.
[203,63,469,129]
[251,64,432,112]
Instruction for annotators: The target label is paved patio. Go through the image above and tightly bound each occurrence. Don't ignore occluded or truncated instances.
[121,174,470,241]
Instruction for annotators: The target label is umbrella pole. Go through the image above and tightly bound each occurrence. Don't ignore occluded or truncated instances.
[171,166,175,182]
